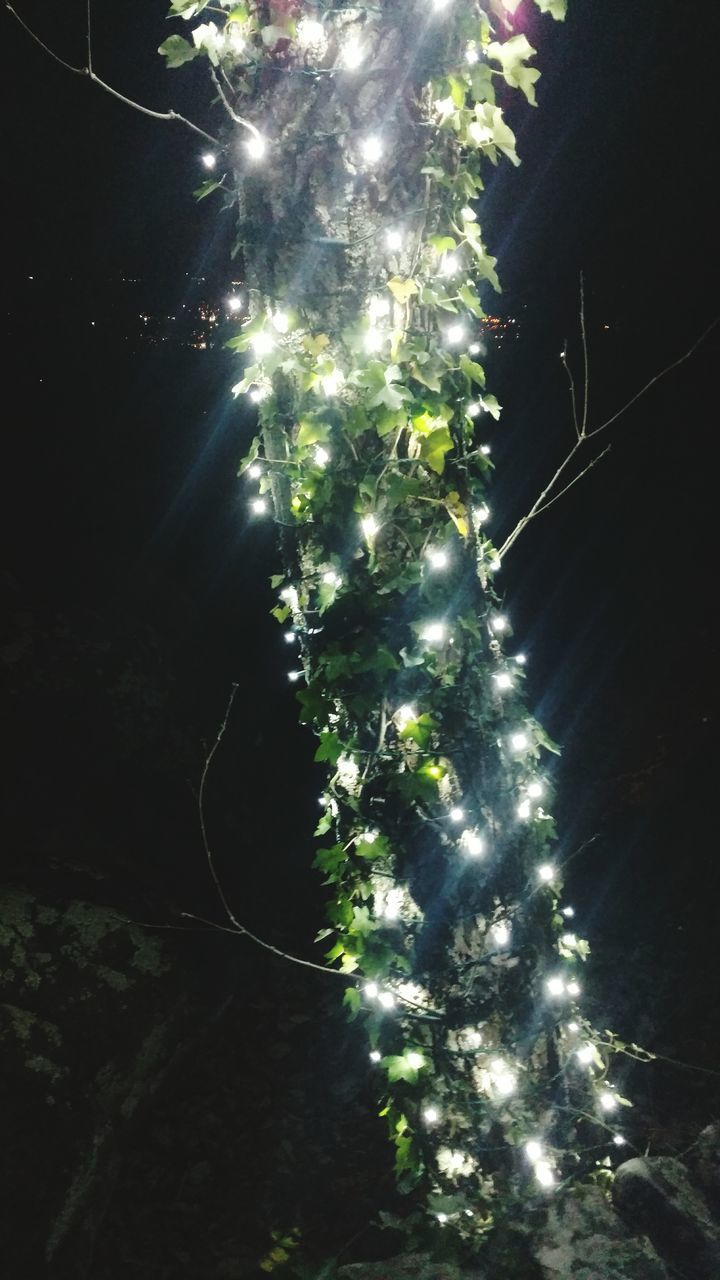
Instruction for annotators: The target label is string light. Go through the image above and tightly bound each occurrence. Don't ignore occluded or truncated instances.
[406,1051,424,1070]
[287,670,302,682]
[272,310,289,333]
[493,920,511,946]
[251,331,274,356]
[201,152,216,169]
[361,513,379,539]
[546,976,566,997]
[250,498,267,515]
[227,295,242,312]
[490,614,508,633]
[525,1140,543,1163]
[511,732,529,750]
[567,1021,580,1033]
[284,631,296,644]
[517,799,532,819]
[527,780,544,799]
[322,569,341,587]
[613,1134,627,1147]
[561,933,577,948]
[341,34,365,69]
[422,622,446,644]
[440,254,459,276]
[449,806,464,822]
[378,991,395,1010]
[369,1049,381,1063]
[514,652,527,665]
[314,446,330,467]
[446,323,466,347]
[427,548,449,569]
[364,982,379,999]
[494,672,513,690]
[480,444,491,456]
[245,133,267,161]
[395,704,417,729]
[535,1161,556,1188]
[466,45,479,64]
[599,1091,618,1112]
[469,342,482,354]
[296,17,325,49]
[249,386,268,403]
[474,503,491,525]
[538,863,555,882]
[247,463,261,479]
[562,906,575,918]
[467,401,481,417]
[423,1105,440,1125]
[386,228,403,251]
[360,135,383,164]
[576,1044,594,1065]
[566,980,581,997]
[460,828,485,857]
[320,368,343,396]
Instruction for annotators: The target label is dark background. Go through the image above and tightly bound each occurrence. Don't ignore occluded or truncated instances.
[1,0,719,1273]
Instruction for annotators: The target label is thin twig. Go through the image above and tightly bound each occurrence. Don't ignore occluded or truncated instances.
[86,0,92,74]
[531,443,612,520]
[7,3,218,145]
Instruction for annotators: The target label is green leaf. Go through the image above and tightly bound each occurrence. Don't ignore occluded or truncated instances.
[487,35,541,106]
[193,178,222,201]
[169,0,212,18]
[297,419,330,447]
[480,393,502,420]
[420,425,453,475]
[159,35,199,68]
[535,0,567,18]
[343,986,361,1018]
[399,713,436,750]
[460,354,486,386]
[387,277,419,305]
[315,731,343,765]
[458,282,485,318]
[385,1055,421,1084]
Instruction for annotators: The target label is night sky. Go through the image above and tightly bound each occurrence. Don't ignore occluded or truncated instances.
[2,0,719,1270]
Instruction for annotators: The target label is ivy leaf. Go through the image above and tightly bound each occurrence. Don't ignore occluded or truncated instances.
[297,419,330,447]
[481,393,502,420]
[400,712,436,750]
[458,282,485,318]
[158,35,199,68]
[460,354,486,386]
[169,0,212,19]
[444,491,469,539]
[193,178,222,201]
[387,277,419,305]
[420,425,453,475]
[469,103,520,168]
[303,333,331,357]
[315,731,343,765]
[385,1055,421,1084]
[487,35,541,106]
[535,0,567,18]
[343,987,362,1019]
[500,0,523,12]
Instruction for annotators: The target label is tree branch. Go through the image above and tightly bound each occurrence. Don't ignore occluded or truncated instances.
[6,3,218,145]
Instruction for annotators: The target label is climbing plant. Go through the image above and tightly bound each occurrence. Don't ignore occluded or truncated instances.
[153,0,649,1250]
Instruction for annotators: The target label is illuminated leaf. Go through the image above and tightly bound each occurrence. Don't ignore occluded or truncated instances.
[488,35,541,106]
[535,0,567,18]
[387,277,419,305]
[158,35,199,67]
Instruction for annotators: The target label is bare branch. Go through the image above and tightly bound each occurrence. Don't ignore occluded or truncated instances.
[585,317,718,441]
[179,912,354,980]
[6,3,218,145]
[498,315,717,562]
[86,0,92,74]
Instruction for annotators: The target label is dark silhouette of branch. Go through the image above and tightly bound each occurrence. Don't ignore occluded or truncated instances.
[6,3,218,145]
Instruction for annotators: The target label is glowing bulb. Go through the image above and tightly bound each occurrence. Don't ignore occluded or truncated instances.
[382,888,404,921]
[386,228,403,251]
[247,463,262,479]
[449,807,464,822]
[249,385,268,403]
[321,369,343,396]
[396,704,416,729]
[446,323,466,346]
[514,652,527,665]
[566,980,581,997]
[280,585,297,603]
[423,1105,440,1125]
[465,46,479,64]
[201,152,216,169]
[517,799,531,820]
[245,133,267,160]
[378,991,395,1010]
[567,1021,580,1033]
[525,1141,543,1163]
[251,330,274,355]
[368,295,390,320]
[360,135,383,164]
[314,446,329,467]
[613,1134,626,1147]
[422,622,446,644]
[474,503,490,525]
[436,1213,448,1224]
[364,982,379,999]
[251,498,267,515]
[527,781,544,799]
[460,829,485,857]
[406,1051,424,1070]
[227,295,243,312]
[297,17,324,48]
[494,672,513,690]
[361,830,378,845]
[272,310,289,333]
[469,342,481,354]
[562,906,575,918]
[491,614,508,633]
[322,569,341,587]
[577,1044,594,1065]
[480,444,491,456]
[227,26,245,54]
[546,976,565,997]
[365,327,383,353]
[284,631,296,644]
[369,1049,381,1063]
[599,1091,618,1112]
[536,1161,555,1188]
[467,401,481,417]
[287,670,302,682]
[361,513,379,539]
[427,548,449,569]
[492,1064,516,1096]
[432,0,451,10]
[561,933,577,948]
[511,732,529,751]
[538,864,555,883]
[440,254,459,277]
[489,556,502,572]
[342,35,365,69]
[460,205,477,222]
[493,921,511,947]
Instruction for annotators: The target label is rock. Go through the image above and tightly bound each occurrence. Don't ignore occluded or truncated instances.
[613,1156,720,1280]
[533,1185,670,1280]
[688,1124,720,1213]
